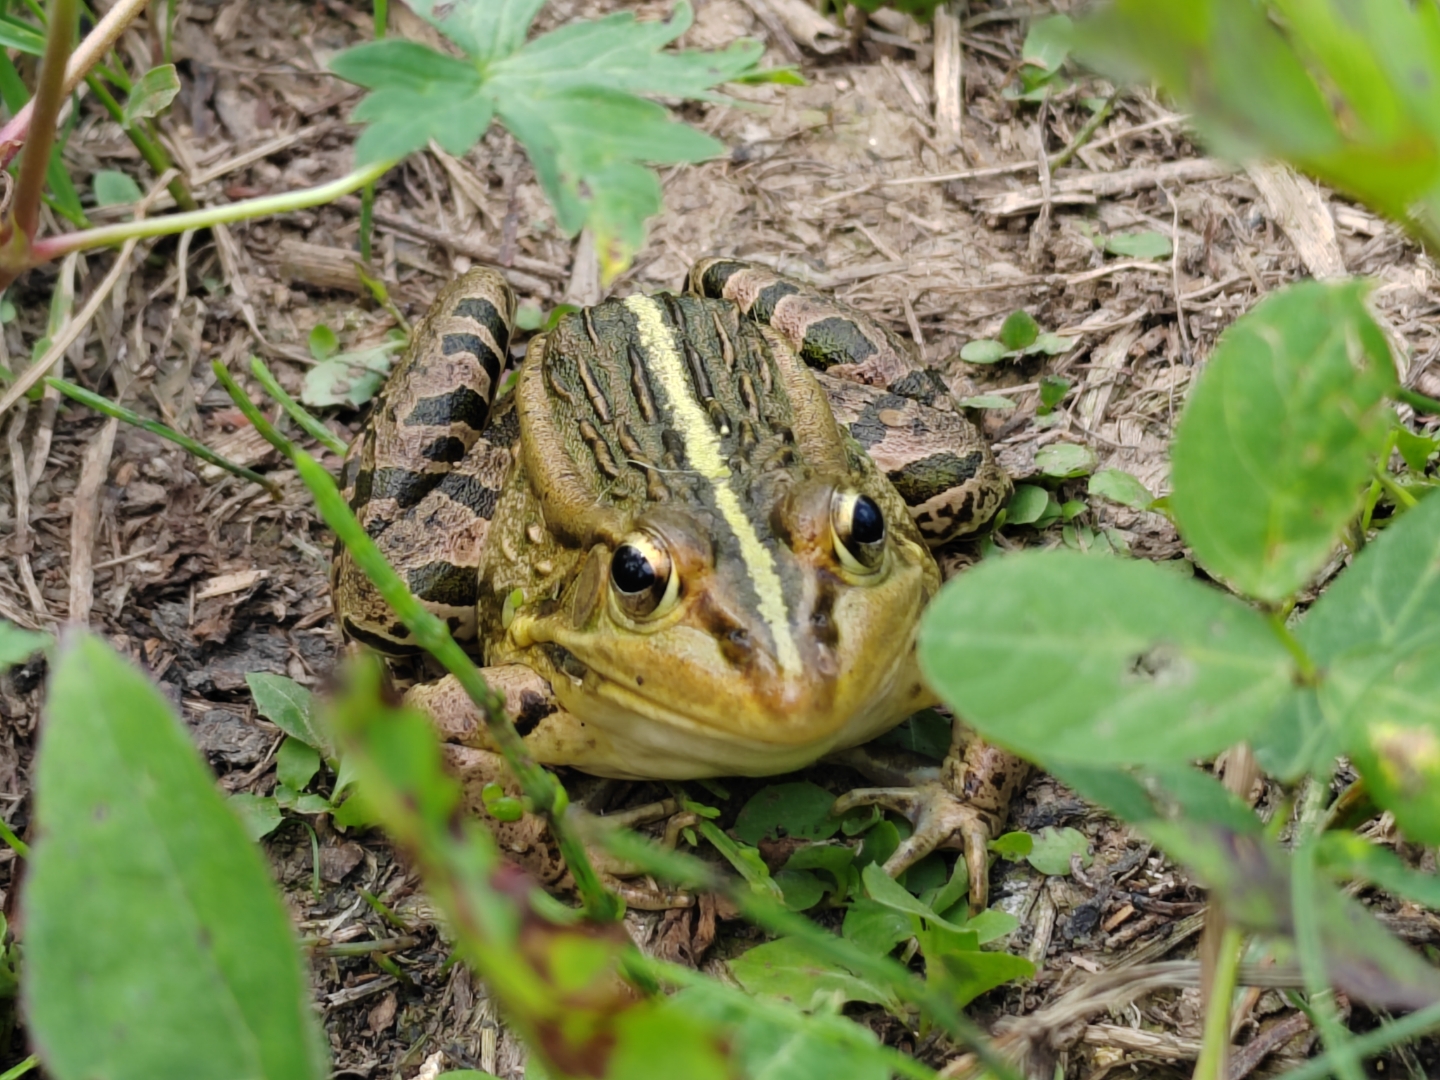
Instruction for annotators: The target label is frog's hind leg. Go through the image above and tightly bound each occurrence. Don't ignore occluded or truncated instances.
[333,268,515,654]
[688,258,1010,544]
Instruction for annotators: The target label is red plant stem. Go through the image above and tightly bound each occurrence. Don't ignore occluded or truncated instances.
[0,0,150,172]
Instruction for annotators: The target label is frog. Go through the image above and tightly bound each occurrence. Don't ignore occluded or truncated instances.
[332,258,1027,909]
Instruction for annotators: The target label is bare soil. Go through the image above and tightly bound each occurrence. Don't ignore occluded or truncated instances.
[1,0,1438,1077]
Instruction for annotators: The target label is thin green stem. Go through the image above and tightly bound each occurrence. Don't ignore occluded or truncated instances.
[84,73,196,211]
[1280,1000,1440,1080]
[303,934,421,957]
[1374,466,1419,509]
[0,1055,38,1080]
[1193,925,1241,1080]
[1293,838,1363,1080]
[210,361,622,924]
[248,356,347,456]
[1048,90,1118,172]
[1396,386,1440,415]
[1266,610,1318,684]
[8,0,75,248]
[373,0,387,37]
[45,377,281,496]
[0,818,28,859]
[30,159,395,264]
[358,181,375,263]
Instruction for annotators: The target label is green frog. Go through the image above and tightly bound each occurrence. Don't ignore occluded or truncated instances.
[333,259,1025,908]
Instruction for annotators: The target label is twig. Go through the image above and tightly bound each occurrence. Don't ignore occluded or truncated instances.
[67,417,117,626]
[6,0,75,248]
[0,238,139,420]
[6,404,48,621]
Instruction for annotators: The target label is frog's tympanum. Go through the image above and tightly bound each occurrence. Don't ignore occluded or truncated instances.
[333,260,1025,909]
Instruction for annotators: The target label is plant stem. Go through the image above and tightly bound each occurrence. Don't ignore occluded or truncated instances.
[8,0,76,250]
[1193,925,1240,1080]
[84,73,196,211]
[0,1055,38,1080]
[45,377,281,495]
[0,818,28,859]
[248,356,348,456]
[1373,466,1419,509]
[1293,838,1364,1080]
[1265,609,1317,684]
[1280,999,1440,1080]
[210,361,623,924]
[0,0,149,170]
[1048,90,1118,172]
[1395,386,1440,416]
[359,182,374,262]
[29,159,394,264]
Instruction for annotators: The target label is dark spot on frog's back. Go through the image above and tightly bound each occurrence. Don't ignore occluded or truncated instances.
[407,561,478,608]
[513,689,557,737]
[697,259,748,298]
[752,281,800,323]
[443,332,503,389]
[453,295,511,353]
[404,386,490,431]
[801,316,877,368]
[888,368,948,406]
[421,436,467,463]
[887,450,986,504]
[849,393,913,449]
[436,472,500,518]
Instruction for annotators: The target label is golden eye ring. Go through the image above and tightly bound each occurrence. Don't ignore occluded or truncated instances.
[831,490,887,575]
[609,532,680,619]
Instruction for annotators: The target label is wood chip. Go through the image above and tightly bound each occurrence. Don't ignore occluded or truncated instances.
[195,569,268,601]
[980,159,1236,217]
[68,418,119,627]
[1245,161,1346,279]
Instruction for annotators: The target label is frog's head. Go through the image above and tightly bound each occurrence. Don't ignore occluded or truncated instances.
[506,472,941,778]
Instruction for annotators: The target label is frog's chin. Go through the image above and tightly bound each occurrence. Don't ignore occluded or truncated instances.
[537,636,935,780]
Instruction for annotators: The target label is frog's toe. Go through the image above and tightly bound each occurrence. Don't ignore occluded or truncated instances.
[832,782,996,912]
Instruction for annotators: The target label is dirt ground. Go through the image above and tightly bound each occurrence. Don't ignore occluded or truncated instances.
[1,0,1438,1077]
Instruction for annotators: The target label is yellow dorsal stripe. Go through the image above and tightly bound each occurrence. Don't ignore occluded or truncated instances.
[624,295,801,672]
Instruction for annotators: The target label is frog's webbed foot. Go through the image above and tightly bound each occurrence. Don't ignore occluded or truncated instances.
[830,726,1029,912]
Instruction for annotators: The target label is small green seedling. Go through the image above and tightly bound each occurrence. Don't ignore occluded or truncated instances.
[960,310,1077,364]
[1006,15,1074,101]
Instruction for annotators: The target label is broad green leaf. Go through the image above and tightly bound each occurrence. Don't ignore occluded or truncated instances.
[25,632,328,1080]
[1038,374,1071,412]
[276,737,322,791]
[301,342,402,409]
[783,845,855,902]
[956,394,1016,409]
[987,831,1033,859]
[1088,468,1154,510]
[92,169,142,207]
[919,551,1297,766]
[405,0,546,62]
[122,64,180,124]
[1026,826,1091,876]
[959,339,1008,364]
[1170,280,1396,602]
[247,672,329,756]
[0,620,47,667]
[1317,832,1440,908]
[1029,332,1078,355]
[1021,15,1074,73]
[841,899,914,956]
[775,869,826,911]
[1034,442,1097,478]
[605,999,733,1080]
[727,937,902,1013]
[1005,484,1051,526]
[862,863,961,928]
[998,310,1040,351]
[1395,427,1438,472]
[733,782,840,844]
[698,821,783,901]
[1100,231,1172,258]
[1350,701,1440,844]
[916,923,1034,1007]
[961,909,1020,946]
[873,708,950,760]
[230,792,283,841]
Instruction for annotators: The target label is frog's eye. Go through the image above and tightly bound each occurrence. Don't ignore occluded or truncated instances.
[831,491,886,574]
[610,534,679,619]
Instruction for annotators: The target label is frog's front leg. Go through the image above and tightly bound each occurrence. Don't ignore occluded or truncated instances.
[411,666,694,911]
[832,719,1030,912]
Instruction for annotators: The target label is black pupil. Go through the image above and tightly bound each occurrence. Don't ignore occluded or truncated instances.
[612,545,656,593]
[851,496,885,545]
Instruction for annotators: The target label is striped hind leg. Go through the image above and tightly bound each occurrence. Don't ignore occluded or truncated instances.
[332,268,516,654]
[688,258,1010,543]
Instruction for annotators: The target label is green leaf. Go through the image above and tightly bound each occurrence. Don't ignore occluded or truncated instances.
[1021,14,1074,73]
[733,782,840,844]
[1005,484,1051,526]
[276,737,322,792]
[1029,332,1079,355]
[301,341,403,409]
[916,923,1034,1007]
[605,999,734,1080]
[229,793,283,841]
[784,845,855,904]
[997,310,1040,351]
[1100,230,1172,258]
[246,673,330,757]
[918,550,1297,766]
[1088,468,1154,510]
[1395,427,1438,472]
[774,869,826,911]
[959,339,1008,364]
[406,0,546,62]
[307,323,338,362]
[1317,831,1440,909]
[1038,374,1071,412]
[1026,826,1091,876]
[1169,277,1396,603]
[727,937,903,1013]
[92,169,142,207]
[862,863,961,927]
[0,620,48,667]
[873,708,951,760]
[1034,442,1097,478]
[25,632,328,1079]
[0,14,45,55]
[962,909,1020,946]
[841,899,914,956]
[122,64,180,124]
[987,831,1033,860]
